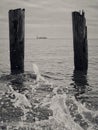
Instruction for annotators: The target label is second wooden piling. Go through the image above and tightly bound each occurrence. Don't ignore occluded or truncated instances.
[9,8,25,74]
[72,11,88,72]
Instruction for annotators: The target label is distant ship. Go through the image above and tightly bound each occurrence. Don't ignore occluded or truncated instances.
[36,36,47,39]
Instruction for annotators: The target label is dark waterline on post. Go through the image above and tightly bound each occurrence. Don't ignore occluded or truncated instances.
[9,8,25,74]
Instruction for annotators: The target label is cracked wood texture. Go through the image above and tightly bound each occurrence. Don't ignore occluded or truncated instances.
[9,8,25,74]
[72,11,88,72]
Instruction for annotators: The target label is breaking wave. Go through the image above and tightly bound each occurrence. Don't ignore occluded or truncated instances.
[0,64,98,130]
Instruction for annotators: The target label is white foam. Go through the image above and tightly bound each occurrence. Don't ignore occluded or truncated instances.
[8,85,32,109]
[32,63,46,82]
[50,94,83,130]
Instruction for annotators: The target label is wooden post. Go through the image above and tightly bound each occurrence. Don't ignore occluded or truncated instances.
[72,10,88,72]
[9,8,25,74]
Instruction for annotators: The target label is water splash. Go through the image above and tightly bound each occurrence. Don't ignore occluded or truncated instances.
[0,65,98,130]
[32,63,46,82]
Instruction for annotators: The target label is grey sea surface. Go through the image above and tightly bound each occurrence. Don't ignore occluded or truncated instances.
[0,0,98,130]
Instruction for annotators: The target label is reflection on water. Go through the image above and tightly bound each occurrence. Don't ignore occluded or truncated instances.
[72,70,89,97]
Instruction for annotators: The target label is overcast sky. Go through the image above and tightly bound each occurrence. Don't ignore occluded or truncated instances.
[0,0,98,39]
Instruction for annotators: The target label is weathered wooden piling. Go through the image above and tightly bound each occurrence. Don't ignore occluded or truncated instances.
[72,10,88,72]
[9,8,25,74]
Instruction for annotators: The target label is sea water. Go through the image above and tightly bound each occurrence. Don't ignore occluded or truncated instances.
[0,0,98,130]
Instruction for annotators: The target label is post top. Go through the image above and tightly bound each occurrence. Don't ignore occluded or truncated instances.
[9,8,25,13]
[72,10,85,17]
